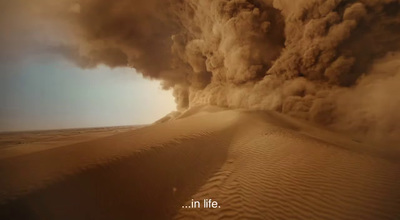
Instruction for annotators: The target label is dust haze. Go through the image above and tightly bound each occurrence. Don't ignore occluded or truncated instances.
[4,0,400,144]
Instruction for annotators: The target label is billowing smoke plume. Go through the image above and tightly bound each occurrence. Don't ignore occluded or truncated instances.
[12,0,400,144]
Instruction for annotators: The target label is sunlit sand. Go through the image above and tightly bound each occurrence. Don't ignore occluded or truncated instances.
[1,106,399,219]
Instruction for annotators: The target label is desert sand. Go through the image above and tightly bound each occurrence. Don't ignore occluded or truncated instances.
[0,126,139,160]
[0,106,399,219]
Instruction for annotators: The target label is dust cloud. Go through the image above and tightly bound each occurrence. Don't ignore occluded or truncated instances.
[3,0,400,144]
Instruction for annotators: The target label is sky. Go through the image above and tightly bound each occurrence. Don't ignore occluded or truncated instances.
[0,56,176,131]
[0,1,177,132]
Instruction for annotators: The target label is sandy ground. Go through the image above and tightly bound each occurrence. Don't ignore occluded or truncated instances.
[0,126,139,159]
[0,107,399,219]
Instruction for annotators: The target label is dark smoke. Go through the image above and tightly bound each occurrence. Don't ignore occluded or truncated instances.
[5,0,400,144]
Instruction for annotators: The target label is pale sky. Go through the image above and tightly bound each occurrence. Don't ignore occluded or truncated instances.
[0,56,176,131]
[0,1,178,131]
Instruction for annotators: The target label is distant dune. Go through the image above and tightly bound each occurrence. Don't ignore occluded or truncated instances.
[0,107,399,219]
[0,126,139,159]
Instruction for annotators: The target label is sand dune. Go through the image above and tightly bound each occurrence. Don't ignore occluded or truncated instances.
[0,107,399,219]
[0,126,139,160]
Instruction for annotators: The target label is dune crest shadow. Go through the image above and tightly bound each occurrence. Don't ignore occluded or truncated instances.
[0,129,233,220]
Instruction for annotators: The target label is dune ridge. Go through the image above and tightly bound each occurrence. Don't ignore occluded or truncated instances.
[176,110,400,219]
[0,107,399,219]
